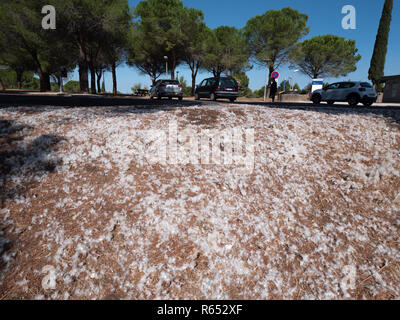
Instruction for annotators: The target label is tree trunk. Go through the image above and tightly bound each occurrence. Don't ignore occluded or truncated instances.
[171,53,177,80]
[96,71,102,93]
[89,64,96,94]
[170,59,176,79]
[79,62,89,93]
[112,60,117,95]
[16,69,23,90]
[191,74,196,97]
[38,70,51,92]
[190,62,200,96]
[266,65,274,101]
[213,67,223,78]
[79,46,89,93]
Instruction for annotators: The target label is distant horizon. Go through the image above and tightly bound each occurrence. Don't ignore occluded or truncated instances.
[64,0,399,94]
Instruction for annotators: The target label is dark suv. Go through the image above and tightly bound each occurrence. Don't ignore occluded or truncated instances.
[195,77,239,102]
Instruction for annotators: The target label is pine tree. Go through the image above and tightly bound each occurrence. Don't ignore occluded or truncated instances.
[368,0,393,87]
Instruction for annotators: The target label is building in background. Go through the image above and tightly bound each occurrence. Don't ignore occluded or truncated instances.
[380,75,400,103]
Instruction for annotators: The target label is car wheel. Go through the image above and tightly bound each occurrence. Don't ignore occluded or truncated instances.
[229,98,236,102]
[327,100,335,105]
[347,94,359,107]
[178,97,183,101]
[312,94,321,104]
[210,93,217,101]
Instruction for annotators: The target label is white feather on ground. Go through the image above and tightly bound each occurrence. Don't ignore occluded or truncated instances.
[0,103,399,299]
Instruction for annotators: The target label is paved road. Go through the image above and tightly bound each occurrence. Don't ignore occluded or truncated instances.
[0,92,200,108]
[1,93,399,123]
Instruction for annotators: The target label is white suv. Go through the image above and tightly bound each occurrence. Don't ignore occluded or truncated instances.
[310,81,377,106]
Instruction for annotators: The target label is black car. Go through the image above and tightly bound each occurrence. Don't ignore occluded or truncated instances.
[195,77,239,102]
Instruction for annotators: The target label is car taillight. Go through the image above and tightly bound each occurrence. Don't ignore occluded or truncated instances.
[217,87,221,91]
[359,88,366,92]
[178,85,182,88]
[160,83,166,87]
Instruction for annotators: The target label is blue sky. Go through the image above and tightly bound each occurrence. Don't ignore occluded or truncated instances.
[72,0,400,93]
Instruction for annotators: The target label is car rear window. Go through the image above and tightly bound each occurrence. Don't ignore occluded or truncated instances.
[360,82,373,88]
[219,78,237,87]
[161,80,180,85]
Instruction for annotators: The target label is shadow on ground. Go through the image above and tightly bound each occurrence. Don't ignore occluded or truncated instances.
[0,119,65,277]
[0,119,65,205]
[0,93,199,110]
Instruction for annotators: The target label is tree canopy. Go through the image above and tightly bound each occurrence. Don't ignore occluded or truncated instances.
[289,35,361,79]
[54,0,132,93]
[368,0,393,87]
[0,0,76,91]
[132,0,188,79]
[244,8,309,77]
[203,26,250,78]
[0,1,369,95]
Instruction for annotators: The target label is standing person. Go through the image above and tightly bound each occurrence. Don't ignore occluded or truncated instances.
[269,78,278,102]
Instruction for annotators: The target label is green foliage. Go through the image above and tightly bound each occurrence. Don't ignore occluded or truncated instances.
[369,0,393,86]
[289,35,361,79]
[178,76,192,97]
[51,0,131,93]
[127,21,167,82]
[63,81,81,93]
[180,8,208,95]
[278,81,291,92]
[203,26,250,77]
[233,72,251,97]
[0,0,77,91]
[0,69,40,90]
[253,87,266,98]
[301,83,312,94]
[23,74,41,90]
[244,7,309,75]
[129,0,207,91]
[131,0,188,79]
[293,83,300,91]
